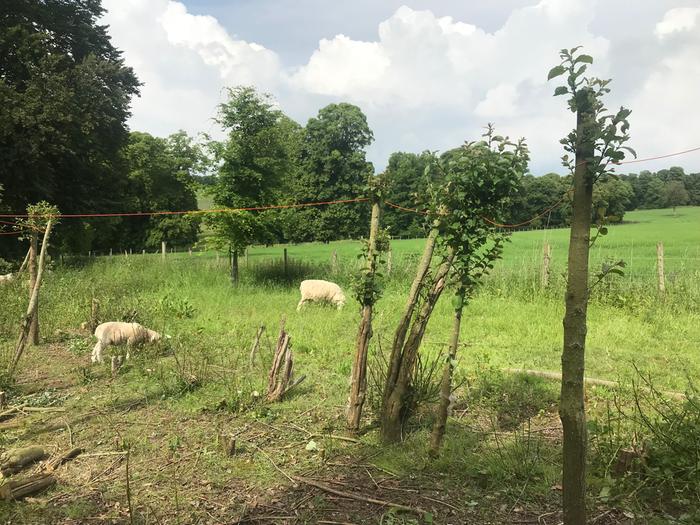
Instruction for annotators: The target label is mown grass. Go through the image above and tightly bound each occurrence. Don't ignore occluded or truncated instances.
[0,206,698,523]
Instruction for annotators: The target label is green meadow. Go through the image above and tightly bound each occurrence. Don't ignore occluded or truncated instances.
[0,206,698,523]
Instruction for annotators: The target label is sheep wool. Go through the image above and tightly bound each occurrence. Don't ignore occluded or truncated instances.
[297,279,346,311]
[92,322,161,363]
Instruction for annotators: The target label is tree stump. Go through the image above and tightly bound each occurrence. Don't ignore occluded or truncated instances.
[266,319,305,402]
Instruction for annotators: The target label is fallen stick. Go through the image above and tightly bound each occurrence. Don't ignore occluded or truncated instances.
[293,476,425,514]
[0,473,55,500]
[502,368,686,400]
[45,447,83,472]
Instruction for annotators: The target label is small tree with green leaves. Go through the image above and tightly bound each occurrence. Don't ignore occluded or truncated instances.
[206,86,296,283]
[548,47,634,524]
[429,127,529,455]
[663,180,689,215]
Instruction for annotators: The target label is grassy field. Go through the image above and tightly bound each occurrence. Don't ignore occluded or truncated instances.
[0,207,698,523]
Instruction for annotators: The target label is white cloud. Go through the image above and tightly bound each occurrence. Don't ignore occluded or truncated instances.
[655,7,700,39]
[475,84,520,118]
[101,0,700,173]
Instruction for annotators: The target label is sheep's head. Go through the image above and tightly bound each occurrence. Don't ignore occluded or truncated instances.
[148,330,161,342]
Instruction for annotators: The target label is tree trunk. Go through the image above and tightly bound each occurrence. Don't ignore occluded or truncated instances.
[230,248,239,285]
[381,253,452,443]
[347,199,381,431]
[430,287,465,455]
[383,227,439,412]
[28,231,39,345]
[10,221,53,377]
[560,89,595,525]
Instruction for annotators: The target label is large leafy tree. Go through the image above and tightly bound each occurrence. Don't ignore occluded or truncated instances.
[287,103,374,242]
[207,87,298,281]
[117,132,201,250]
[383,151,435,238]
[0,0,140,254]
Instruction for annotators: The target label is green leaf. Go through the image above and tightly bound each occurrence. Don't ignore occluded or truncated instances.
[575,54,593,64]
[554,86,569,96]
[547,65,566,80]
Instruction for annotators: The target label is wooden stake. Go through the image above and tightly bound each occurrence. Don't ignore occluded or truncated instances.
[161,241,166,262]
[90,298,100,332]
[541,242,551,288]
[219,435,236,456]
[331,251,338,274]
[656,241,665,294]
[10,220,53,376]
[28,231,38,345]
[249,325,265,366]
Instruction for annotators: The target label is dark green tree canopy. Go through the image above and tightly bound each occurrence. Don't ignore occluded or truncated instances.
[0,0,140,255]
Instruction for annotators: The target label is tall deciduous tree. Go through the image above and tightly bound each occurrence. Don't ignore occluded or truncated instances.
[383,152,435,238]
[663,180,689,215]
[0,0,140,255]
[549,47,634,524]
[207,87,298,282]
[287,103,374,242]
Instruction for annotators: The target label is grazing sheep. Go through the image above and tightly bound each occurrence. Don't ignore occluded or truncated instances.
[91,322,161,364]
[0,273,13,283]
[297,279,346,311]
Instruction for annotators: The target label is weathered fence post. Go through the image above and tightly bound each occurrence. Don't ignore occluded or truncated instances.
[28,228,39,345]
[283,248,288,279]
[188,248,192,256]
[541,242,551,288]
[656,241,665,294]
[331,250,338,274]
[161,241,166,262]
[386,248,392,276]
[10,220,54,376]
[109,248,113,257]
[90,298,100,332]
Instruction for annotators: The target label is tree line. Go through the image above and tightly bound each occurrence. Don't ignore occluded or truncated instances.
[2,0,698,262]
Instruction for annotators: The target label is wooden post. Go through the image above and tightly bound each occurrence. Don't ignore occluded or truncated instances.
[188,248,192,256]
[28,231,39,345]
[109,248,113,257]
[283,248,288,279]
[90,298,100,332]
[142,249,145,255]
[10,220,53,376]
[541,242,551,288]
[386,248,392,276]
[331,251,338,274]
[656,242,665,294]
[347,198,381,431]
[161,241,166,262]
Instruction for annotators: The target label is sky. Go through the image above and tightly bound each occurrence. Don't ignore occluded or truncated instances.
[101,0,700,174]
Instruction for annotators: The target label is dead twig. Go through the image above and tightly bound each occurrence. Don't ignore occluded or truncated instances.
[293,476,425,514]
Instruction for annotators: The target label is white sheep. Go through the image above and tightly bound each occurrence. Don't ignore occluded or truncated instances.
[91,322,161,363]
[297,279,346,311]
